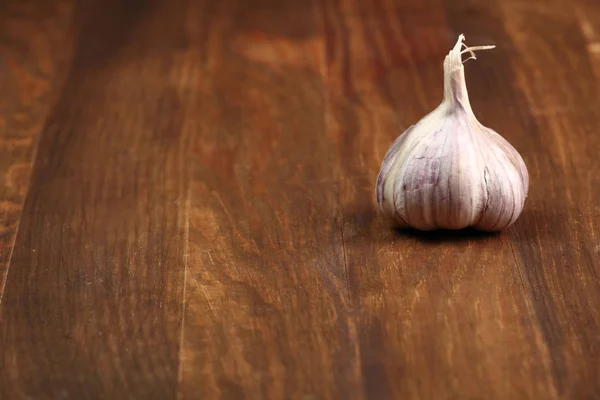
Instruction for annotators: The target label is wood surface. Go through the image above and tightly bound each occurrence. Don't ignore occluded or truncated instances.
[1,0,599,399]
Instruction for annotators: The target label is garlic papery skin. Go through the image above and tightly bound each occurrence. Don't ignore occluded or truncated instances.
[375,34,529,232]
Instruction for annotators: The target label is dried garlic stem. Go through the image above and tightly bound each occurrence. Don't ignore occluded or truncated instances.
[443,35,496,110]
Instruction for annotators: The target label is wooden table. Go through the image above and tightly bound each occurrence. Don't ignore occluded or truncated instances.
[1,0,599,398]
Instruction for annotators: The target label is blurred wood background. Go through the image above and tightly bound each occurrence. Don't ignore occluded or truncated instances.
[1,0,599,398]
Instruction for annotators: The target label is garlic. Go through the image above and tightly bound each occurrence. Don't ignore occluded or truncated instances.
[375,34,529,232]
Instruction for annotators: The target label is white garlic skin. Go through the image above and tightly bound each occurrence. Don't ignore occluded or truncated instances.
[376,35,529,232]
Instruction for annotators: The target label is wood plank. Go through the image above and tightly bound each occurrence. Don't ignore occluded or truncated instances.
[498,1,600,397]
[0,0,191,398]
[179,0,361,398]
[576,0,600,77]
[0,0,77,306]
[322,0,594,397]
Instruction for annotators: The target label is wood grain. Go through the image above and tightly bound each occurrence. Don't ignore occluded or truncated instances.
[0,0,599,399]
[179,1,360,398]
[0,0,191,398]
[0,0,77,308]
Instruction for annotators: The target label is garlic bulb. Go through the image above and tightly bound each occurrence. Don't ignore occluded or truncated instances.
[376,34,528,231]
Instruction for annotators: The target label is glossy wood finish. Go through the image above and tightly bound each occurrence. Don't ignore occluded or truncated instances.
[1,0,599,399]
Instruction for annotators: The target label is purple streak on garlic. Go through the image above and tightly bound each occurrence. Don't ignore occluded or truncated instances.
[376,34,529,232]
